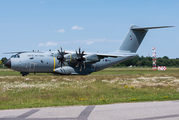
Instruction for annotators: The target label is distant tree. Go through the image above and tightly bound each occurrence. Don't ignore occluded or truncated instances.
[1,57,7,64]
[162,56,169,60]
[141,60,147,66]
[136,61,142,67]
[132,59,138,66]
[146,57,152,61]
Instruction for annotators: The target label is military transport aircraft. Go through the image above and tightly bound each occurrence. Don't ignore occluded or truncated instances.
[4,25,172,76]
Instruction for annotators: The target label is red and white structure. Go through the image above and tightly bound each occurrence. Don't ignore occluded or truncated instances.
[152,47,156,70]
[158,66,166,71]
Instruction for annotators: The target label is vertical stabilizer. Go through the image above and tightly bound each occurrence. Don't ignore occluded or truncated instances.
[118,25,173,53]
[118,25,148,53]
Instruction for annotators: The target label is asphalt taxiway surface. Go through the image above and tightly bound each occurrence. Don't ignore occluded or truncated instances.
[0,100,179,120]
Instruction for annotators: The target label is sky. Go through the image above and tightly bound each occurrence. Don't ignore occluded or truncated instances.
[0,0,179,59]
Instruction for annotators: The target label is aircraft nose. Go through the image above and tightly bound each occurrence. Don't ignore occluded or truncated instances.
[4,59,11,68]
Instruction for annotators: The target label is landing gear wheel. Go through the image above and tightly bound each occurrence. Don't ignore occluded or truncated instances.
[20,72,29,76]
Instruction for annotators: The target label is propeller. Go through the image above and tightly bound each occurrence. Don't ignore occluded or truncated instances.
[75,47,86,71]
[57,47,66,67]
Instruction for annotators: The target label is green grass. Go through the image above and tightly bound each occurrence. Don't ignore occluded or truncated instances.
[91,68,179,75]
[0,68,179,109]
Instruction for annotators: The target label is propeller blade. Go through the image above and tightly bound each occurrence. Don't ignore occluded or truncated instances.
[57,47,66,68]
[83,61,85,69]
[79,47,81,54]
[76,62,80,67]
[80,62,83,70]
[75,47,86,71]
[61,51,64,56]
[61,62,63,68]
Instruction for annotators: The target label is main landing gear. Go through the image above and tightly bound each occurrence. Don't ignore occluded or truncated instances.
[20,72,29,76]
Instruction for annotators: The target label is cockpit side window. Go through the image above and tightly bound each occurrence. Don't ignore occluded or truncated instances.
[11,54,20,58]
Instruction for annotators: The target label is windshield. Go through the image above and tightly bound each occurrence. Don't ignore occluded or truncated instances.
[11,54,20,58]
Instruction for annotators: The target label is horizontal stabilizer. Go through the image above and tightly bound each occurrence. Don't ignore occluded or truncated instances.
[132,26,174,30]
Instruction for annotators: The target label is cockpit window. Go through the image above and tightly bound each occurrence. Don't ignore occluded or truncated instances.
[11,54,20,58]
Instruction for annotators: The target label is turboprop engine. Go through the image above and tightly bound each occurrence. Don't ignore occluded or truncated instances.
[65,54,99,63]
[84,54,99,63]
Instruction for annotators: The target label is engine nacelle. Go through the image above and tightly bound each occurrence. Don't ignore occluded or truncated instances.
[65,53,77,62]
[54,66,77,75]
[65,53,99,63]
[84,54,99,63]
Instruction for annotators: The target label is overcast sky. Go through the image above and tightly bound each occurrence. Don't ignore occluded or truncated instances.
[0,0,179,59]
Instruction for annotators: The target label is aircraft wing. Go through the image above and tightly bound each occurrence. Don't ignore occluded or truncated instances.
[64,50,90,55]
[96,53,137,58]
[65,51,137,56]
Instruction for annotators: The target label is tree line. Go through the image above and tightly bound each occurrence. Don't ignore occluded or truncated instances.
[113,56,179,67]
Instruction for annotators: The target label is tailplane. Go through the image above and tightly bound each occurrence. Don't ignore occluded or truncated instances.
[118,25,173,53]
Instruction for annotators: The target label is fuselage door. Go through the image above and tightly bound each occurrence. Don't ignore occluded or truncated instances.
[29,63,35,71]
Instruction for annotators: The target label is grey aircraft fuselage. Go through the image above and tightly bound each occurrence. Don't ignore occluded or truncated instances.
[4,25,172,76]
[9,52,133,75]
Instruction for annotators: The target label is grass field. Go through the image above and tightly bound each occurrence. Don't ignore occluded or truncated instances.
[0,68,179,110]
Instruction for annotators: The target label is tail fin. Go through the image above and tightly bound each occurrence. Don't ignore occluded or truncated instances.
[118,25,173,53]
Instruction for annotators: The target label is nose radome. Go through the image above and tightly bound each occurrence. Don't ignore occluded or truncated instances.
[4,59,11,68]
